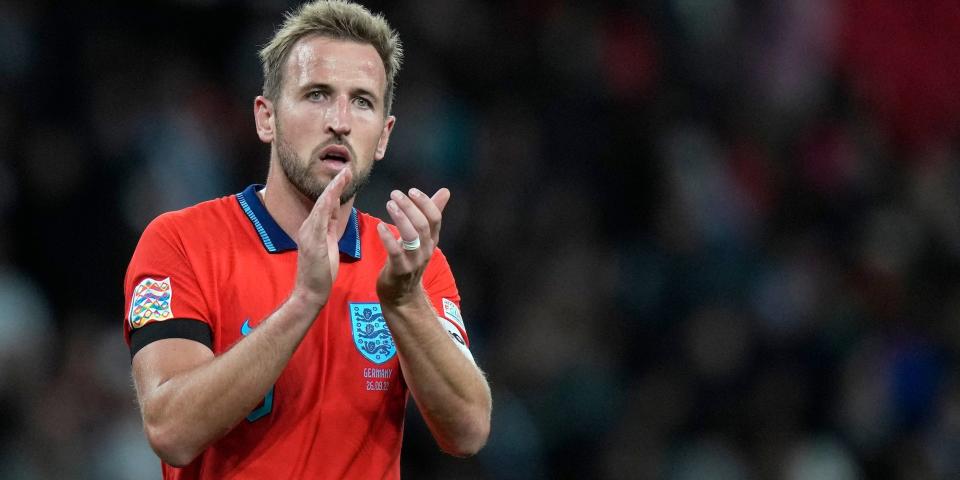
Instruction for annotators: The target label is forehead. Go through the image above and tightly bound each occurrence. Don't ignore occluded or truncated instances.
[284,35,386,93]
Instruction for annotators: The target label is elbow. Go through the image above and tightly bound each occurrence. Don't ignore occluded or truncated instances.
[143,420,203,468]
[440,406,491,458]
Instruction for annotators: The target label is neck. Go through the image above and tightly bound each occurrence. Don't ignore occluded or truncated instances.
[261,159,355,244]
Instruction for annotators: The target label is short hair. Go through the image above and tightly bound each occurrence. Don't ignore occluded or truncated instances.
[259,0,403,115]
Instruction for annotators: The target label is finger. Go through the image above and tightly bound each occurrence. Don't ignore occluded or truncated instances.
[304,169,350,237]
[386,198,420,244]
[306,168,351,222]
[376,222,401,255]
[408,188,442,237]
[430,188,451,244]
[390,190,431,245]
[431,188,451,213]
[300,192,330,243]
[321,168,352,205]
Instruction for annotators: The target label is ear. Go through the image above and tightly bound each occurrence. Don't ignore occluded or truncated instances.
[254,96,276,143]
[374,115,396,161]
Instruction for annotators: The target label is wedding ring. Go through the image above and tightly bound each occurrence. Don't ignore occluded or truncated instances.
[400,237,421,251]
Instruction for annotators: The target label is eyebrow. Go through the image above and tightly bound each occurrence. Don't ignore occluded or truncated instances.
[350,87,380,103]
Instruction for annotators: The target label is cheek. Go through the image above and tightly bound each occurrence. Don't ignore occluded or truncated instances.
[277,116,317,147]
[354,117,385,145]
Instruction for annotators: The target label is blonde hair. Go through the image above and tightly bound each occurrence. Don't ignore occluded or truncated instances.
[259,0,403,114]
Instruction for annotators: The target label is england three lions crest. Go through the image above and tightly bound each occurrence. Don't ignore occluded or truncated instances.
[350,303,396,364]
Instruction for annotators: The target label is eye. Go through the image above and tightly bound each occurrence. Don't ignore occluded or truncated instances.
[354,97,373,109]
[307,90,325,101]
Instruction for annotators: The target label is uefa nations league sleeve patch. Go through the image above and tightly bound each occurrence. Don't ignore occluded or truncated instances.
[128,277,174,329]
[442,298,465,331]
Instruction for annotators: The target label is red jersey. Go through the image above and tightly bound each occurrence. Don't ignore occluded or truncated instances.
[123,184,470,479]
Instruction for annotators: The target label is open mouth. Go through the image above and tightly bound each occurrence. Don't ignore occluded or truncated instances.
[314,144,352,174]
[323,152,347,163]
[319,144,352,164]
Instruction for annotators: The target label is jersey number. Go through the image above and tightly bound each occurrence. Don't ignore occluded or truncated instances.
[242,319,274,422]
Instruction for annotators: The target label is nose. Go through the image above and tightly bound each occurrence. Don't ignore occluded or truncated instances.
[325,94,352,136]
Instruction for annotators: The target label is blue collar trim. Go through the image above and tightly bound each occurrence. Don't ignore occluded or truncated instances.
[340,208,361,258]
[236,184,361,258]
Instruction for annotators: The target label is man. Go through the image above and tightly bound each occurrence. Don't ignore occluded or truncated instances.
[122,1,492,478]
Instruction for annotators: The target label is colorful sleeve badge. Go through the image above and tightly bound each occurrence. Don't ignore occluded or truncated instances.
[129,277,174,329]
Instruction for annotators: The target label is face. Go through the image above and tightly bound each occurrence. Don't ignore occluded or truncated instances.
[259,36,395,203]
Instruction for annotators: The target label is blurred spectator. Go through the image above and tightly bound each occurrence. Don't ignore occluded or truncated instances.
[1,1,959,478]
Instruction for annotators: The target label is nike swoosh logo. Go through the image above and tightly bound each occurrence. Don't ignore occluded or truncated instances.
[241,318,253,336]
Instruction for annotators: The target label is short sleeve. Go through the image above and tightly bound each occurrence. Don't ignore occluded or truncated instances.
[423,248,469,348]
[123,213,211,350]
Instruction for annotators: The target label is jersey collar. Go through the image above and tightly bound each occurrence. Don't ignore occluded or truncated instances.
[236,184,361,259]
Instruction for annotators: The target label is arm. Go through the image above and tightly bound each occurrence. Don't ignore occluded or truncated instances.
[375,188,492,457]
[133,294,320,466]
[131,169,352,467]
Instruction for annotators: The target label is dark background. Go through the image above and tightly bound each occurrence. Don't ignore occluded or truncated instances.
[2,0,960,478]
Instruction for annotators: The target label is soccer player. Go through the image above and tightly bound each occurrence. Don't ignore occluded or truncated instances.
[122,1,492,478]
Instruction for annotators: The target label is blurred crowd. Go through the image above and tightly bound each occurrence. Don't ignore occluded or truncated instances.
[1,0,960,478]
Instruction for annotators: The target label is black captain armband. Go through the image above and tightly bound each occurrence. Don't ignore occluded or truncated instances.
[129,319,213,360]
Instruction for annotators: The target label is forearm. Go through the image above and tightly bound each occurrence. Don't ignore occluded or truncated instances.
[381,292,491,456]
[137,292,321,466]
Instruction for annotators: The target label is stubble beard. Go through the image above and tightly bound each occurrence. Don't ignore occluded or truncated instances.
[275,125,374,205]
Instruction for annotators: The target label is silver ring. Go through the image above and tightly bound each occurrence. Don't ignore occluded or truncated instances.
[400,237,421,251]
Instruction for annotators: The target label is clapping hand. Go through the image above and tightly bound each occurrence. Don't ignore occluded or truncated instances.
[375,187,450,306]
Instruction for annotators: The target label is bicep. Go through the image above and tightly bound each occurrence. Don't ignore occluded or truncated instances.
[132,338,214,399]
